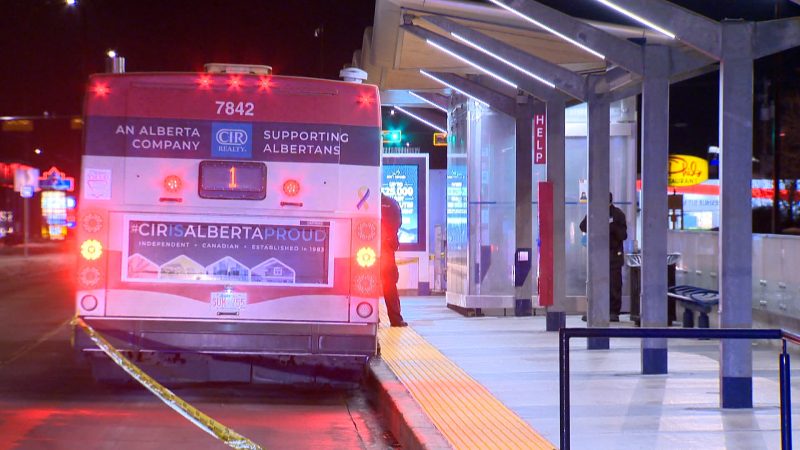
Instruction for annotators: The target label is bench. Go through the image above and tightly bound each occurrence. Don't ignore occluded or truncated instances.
[667,285,719,328]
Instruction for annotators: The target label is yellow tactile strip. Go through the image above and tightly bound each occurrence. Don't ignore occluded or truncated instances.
[378,310,555,450]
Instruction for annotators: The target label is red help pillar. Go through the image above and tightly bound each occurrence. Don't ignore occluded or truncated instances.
[537,181,553,307]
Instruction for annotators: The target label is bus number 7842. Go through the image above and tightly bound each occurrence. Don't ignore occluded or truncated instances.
[215,101,254,116]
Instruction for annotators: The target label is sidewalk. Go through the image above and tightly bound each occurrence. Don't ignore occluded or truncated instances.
[372,296,800,449]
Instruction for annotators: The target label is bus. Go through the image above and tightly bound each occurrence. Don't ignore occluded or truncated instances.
[74,64,383,384]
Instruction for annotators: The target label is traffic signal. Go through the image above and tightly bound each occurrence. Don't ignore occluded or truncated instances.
[382,129,402,145]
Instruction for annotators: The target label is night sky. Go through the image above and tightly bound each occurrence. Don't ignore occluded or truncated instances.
[1,0,376,117]
[5,0,799,117]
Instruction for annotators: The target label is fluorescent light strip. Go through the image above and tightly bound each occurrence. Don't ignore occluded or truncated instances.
[394,106,447,134]
[487,0,606,60]
[409,91,448,113]
[450,33,556,89]
[595,0,676,39]
[419,70,490,108]
[426,40,518,89]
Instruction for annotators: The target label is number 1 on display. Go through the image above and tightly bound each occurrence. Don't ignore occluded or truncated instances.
[228,166,237,188]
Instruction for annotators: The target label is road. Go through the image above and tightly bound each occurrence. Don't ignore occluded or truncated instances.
[0,247,395,449]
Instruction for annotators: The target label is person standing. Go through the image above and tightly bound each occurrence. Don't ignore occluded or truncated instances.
[580,192,628,322]
[381,193,407,327]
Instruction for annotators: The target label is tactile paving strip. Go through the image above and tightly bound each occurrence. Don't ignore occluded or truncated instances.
[378,309,555,450]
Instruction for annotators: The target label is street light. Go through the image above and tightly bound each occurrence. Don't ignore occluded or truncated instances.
[65,0,77,6]
[105,50,125,74]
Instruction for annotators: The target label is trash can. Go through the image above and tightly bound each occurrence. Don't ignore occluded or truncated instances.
[626,252,681,326]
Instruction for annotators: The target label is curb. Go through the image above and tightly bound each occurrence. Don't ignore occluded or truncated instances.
[365,357,451,450]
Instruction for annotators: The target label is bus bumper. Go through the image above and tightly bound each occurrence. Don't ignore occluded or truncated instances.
[73,318,378,357]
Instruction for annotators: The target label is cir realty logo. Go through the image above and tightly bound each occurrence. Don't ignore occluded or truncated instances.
[212,122,252,158]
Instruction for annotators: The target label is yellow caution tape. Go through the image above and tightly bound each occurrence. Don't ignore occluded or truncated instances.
[71,317,263,450]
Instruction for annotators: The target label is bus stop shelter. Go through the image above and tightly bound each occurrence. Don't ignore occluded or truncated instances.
[352,0,800,408]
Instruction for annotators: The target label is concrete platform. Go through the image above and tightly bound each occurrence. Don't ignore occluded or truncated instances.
[371,296,800,449]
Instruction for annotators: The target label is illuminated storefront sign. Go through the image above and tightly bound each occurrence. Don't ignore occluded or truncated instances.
[39,166,75,191]
[668,155,708,186]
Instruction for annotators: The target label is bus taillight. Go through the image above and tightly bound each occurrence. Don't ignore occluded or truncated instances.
[197,75,212,89]
[258,76,274,91]
[163,175,183,193]
[81,212,104,233]
[357,93,375,106]
[78,267,102,288]
[351,219,381,298]
[228,76,242,90]
[91,82,110,97]
[282,179,301,197]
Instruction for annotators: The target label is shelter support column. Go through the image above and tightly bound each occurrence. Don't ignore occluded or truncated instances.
[587,78,611,350]
[546,97,567,331]
[640,44,670,374]
[515,97,535,315]
[719,21,754,408]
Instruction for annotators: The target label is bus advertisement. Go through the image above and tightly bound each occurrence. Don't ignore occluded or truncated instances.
[74,66,382,384]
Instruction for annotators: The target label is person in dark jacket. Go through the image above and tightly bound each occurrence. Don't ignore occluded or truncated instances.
[580,192,628,322]
[381,193,407,327]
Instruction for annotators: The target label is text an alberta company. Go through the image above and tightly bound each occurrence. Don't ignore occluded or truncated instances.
[134,223,328,242]
[115,125,201,151]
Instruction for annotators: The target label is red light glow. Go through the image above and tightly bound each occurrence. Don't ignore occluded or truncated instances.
[258,76,274,91]
[228,76,242,90]
[163,175,182,193]
[357,93,375,105]
[283,179,301,197]
[197,75,212,89]
[92,83,110,97]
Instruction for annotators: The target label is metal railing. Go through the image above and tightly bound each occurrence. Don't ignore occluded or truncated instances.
[559,327,800,450]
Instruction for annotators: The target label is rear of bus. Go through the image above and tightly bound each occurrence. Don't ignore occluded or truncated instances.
[74,67,382,383]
